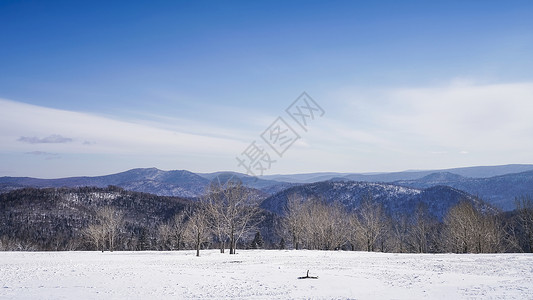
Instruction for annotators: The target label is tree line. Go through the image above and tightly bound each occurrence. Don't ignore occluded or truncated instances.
[281,193,533,253]
[82,184,533,255]
[82,181,265,256]
[1,185,533,254]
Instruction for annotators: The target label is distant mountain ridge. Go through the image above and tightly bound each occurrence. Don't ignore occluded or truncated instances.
[261,164,533,183]
[0,168,291,198]
[395,170,533,211]
[1,164,532,210]
[260,180,491,221]
[0,168,210,198]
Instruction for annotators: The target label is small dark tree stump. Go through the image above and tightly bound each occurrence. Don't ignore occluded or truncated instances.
[298,270,318,279]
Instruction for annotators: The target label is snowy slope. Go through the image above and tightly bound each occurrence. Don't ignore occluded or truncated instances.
[395,170,533,211]
[260,180,488,220]
[0,250,531,299]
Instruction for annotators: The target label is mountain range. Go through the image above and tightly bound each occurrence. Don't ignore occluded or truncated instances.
[1,164,532,211]
[262,164,533,183]
[394,170,533,211]
[0,168,209,198]
[260,181,491,221]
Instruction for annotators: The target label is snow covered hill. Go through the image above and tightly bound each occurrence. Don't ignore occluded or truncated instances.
[261,180,490,220]
[0,250,531,299]
[396,170,533,211]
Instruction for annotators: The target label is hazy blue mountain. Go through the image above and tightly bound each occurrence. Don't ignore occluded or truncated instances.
[197,171,296,194]
[2,164,532,208]
[0,168,210,198]
[260,180,490,221]
[260,172,351,183]
[442,164,533,178]
[395,170,533,211]
[261,164,533,183]
[0,168,293,198]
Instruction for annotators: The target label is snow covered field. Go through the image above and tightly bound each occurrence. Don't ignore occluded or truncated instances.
[0,250,532,299]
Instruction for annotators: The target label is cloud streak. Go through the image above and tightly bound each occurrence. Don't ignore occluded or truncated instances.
[25,151,57,155]
[25,151,61,160]
[1,79,532,177]
[327,80,533,171]
[18,134,73,144]
[0,99,248,162]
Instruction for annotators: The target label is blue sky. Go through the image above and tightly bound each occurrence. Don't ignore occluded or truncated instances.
[1,0,532,178]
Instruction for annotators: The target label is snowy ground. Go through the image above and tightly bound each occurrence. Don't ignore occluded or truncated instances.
[0,250,532,299]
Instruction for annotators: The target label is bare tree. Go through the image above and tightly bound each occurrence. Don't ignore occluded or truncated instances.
[444,200,504,253]
[325,201,351,250]
[98,207,124,252]
[157,223,173,250]
[171,211,187,250]
[516,195,533,252]
[185,207,210,257]
[445,201,478,253]
[284,193,307,250]
[355,194,388,252]
[84,223,106,252]
[308,200,350,250]
[480,213,506,253]
[203,183,229,253]
[84,206,124,252]
[348,213,360,251]
[390,213,410,253]
[0,235,36,251]
[284,194,350,250]
[410,204,436,253]
[203,180,262,254]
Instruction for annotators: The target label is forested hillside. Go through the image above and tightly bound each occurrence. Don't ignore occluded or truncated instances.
[1,184,532,254]
[0,186,191,250]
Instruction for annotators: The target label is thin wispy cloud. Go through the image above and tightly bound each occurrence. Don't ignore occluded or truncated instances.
[18,134,73,144]
[0,98,249,167]
[384,81,533,152]
[25,151,61,160]
[326,80,533,171]
[3,78,531,177]
[25,151,55,155]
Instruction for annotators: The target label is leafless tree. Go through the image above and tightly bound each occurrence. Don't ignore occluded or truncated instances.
[515,195,533,252]
[185,207,210,257]
[355,194,388,252]
[99,207,124,252]
[84,223,106,252]
[284,193,307,250]
[203,180,262,254]
[502,219,524,253]
[0,235,37,251]
[156,212,188,251]
[445,201,478,253]
[347,213,360,250]
[390,213,410,253]
[171,211,187,250]
[157,222,173,250]
[444,200,504,253]
[325,201,351,250]
[84,206,124,252]
[284,194,350,250]
[203,183,229,253]
[480,213,506,253]
[410,204,436,253]
[308,200,350,250]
